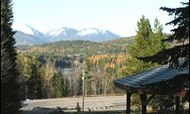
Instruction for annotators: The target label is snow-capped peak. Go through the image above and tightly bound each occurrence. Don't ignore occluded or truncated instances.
[12,24,34,35]
[46,27,78,36]
[47,27,67,36]
[77,28,108,36]
[13,24,121,45]
[12,24,44,37]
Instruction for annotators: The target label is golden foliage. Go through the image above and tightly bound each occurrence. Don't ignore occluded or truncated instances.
[89,54,109,64]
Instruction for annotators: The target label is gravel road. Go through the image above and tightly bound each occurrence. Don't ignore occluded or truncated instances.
[20,95,127,112]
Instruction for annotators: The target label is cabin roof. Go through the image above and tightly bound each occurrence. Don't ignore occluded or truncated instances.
[114,64,189,94]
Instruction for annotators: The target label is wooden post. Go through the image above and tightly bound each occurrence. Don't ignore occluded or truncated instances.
[82,69,85,111]
[140,94,147,114]
[175,96,180,114]
[126,92,132,114]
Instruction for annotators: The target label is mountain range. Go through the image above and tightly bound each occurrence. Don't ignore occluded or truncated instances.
[13,24,121,46]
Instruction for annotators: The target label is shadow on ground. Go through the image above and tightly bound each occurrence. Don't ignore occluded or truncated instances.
[20,107,189,114]
[19,106,127,114]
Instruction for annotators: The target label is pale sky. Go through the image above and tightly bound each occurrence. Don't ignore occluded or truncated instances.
[12,0,187,37]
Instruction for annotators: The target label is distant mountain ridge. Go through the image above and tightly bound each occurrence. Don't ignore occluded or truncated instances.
[46,27,79,42]
[13,24,121,45]
[14,31,44,46]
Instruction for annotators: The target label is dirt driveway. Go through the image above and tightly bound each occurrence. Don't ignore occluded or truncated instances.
[20,95,126,112]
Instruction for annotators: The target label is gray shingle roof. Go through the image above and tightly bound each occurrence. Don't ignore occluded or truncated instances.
[114,64,189,90]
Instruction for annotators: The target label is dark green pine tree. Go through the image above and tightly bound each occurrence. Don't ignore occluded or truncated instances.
[84,57,93,95]
[125,16,166,76]
[52,71,64,97]
[140,2,189,68]
[128,15,153,58]
[139,2,189,111]
[1,0,21,113]
[27,64,43,99]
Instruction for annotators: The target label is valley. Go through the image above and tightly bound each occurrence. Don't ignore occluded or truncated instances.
[15,35,135,100]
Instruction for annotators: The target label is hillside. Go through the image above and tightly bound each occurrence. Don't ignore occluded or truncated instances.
[17,36,135,56]
[103,36,134,46]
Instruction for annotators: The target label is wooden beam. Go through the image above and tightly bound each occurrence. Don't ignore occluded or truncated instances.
[175,96,180,114]
[140,94,147,114]
[126,92,132,114]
